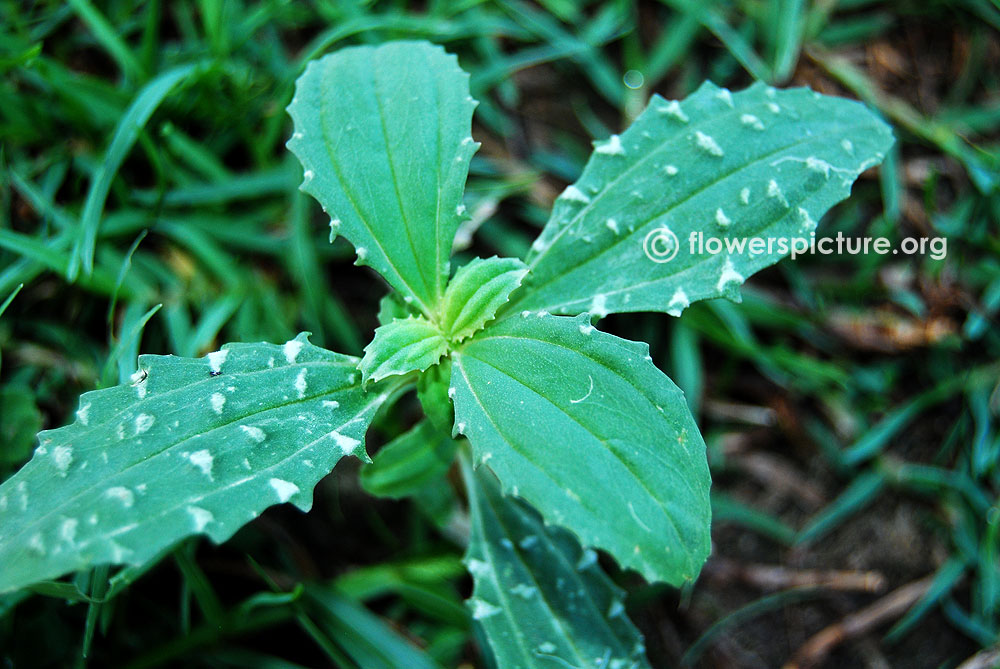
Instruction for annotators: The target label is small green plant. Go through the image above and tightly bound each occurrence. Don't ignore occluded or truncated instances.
[0,40,892,666]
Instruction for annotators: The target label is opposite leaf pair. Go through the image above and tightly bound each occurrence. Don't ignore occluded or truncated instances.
[359,256,528,384]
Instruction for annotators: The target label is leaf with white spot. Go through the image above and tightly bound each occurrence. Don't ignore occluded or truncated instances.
[508,81,894,318]
[359,317,449,385]
[440,256,528,342]
[376,291,420,327]
[286,41,478,316]
[451,313,710,586]
[0,333,389,594]
[463,460,650,669]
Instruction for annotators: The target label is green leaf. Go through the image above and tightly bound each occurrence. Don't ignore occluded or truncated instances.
[0,334,389,595]
[417,360,455,434]
[287,41,478,315]
[508,81,894,318]
[451,313,710,586]
[462,459,650,669]
[441,256,529,342]
[377,291,419,327]
[361,420,458,500]
[359,317,449,385]
[307,585,443,669]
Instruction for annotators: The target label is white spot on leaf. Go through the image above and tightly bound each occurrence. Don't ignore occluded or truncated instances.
[560,185,591,204]
[269,478,300,503]
[466,559,491,578]
[283,339,303,364]
[595,134,625,155]
[207,350,228,374]
[187,449,214,479]
[131,369,148,398]
[240,425,266,443]
[294,368,308,399]
[52,445,73,476]
[105,486,134,508]
[667,288,690,317]
[590,294,609,318]
[210,392,226,415]
[694,131,724,157]
[767,179,788,207]
[510,584,537,599]
[187,506,213,532]
[657,99,688,122]
[60,518,78,545]
[470,599,502,620]
[717,258,745,292]
[715,208,731,227]
[135,413,155,435]
[28,533,45,556]
[329,430,360,455]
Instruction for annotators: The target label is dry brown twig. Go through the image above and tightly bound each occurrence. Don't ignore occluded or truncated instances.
[704,558,886,593]
[783,575,935,669]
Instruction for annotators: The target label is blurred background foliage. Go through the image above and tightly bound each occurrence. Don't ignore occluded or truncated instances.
[0,0,998,667]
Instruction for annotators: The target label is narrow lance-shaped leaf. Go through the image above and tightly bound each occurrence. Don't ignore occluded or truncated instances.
[441,256,528,342]
[71,62,204,280]
[451,313,710,586]
[507,81,894,319]
[287,41,478,316]
[463,459,651,669]
[306,585,443,669]
[359,316,449,385]
[0,334,390,594]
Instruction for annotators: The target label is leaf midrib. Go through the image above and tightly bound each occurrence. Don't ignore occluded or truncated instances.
[473,482,594,667]
[371,49,435,309]
[314,60,433,318]
[508,110,876,315]
[457,349,690,557]
[465,329,703,485]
